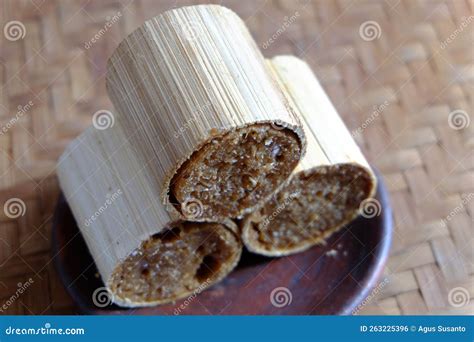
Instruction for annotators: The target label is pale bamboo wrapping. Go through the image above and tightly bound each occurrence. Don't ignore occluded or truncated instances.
[106,5,305,220]
[57,126,240,307]
[268,56,374,175]
[241,56,377,256]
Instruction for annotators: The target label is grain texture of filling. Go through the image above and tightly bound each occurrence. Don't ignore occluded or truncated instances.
[248,164,374,252]
[109,222,240,304]
[171,124,302,220]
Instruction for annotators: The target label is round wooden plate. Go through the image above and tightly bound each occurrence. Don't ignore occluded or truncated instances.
[52,174,392,315]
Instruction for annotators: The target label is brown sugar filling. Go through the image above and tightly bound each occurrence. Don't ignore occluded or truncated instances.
[109,222,240,304]
[249,164,374,252]
[171,124,302,220]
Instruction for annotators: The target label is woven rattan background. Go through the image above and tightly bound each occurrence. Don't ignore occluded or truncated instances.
[0,0,472,315]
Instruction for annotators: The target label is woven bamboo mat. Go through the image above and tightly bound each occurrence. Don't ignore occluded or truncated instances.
[0,0,472,315]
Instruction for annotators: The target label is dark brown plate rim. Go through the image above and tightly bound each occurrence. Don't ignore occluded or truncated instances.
[52,170,392,315]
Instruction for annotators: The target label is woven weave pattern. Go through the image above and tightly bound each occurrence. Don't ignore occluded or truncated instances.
[0,0,472,315]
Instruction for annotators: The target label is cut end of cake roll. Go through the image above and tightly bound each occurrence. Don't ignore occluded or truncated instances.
[242,163,376,256]
[108,221,242,307]
[170,123,303,221]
